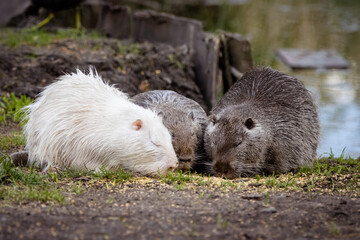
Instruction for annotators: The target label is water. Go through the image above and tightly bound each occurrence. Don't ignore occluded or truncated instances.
[171,0,360,158]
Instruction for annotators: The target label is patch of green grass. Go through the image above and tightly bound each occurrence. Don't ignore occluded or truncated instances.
[220,180,237,189]
[168,53,184,69]
[92,167,133,183]
[0,132,25,150]
[57,167,134,191]
[117,42,141,56]
[198,191,205,200]
[0,28,102,48]
[297,152,359,194]
[0,155,66,203]
[299,150,359,176]
[158,153,358,194]
[159,170,213,190]
[160,170,197,185]
[70,182,85,194]
[0,155,136,204]
[160,170,192,190]
[217,214,229,229]
[0,93,33,125]
[0,155,41,185]
[250,153,359,194]
[327,221,341,235]
[1,185,65,203]
[261,173,299,191]
[195,175,212,186]
[160,170,193,184]
[60,168,90,179]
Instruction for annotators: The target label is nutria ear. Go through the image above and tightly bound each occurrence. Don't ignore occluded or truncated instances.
[245,118,255,129]
[189,112,195,120]
[156,110,165,117]
[209,115,216,124]
[132,119,143,130]
[156,110,166,121]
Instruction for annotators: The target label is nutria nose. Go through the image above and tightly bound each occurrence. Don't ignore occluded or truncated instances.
[213,161,232,175]
[168,166,176,172]
[179,158,192,163]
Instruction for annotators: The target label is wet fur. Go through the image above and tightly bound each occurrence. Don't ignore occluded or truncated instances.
[205,67,320,178]
[23,69,178,175]
[132,90,208,171]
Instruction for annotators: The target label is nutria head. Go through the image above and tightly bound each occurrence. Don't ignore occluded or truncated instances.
[158,110,202,171]
[205,104,272,178]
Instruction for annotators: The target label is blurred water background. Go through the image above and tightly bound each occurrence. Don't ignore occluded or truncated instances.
[164,0,360,158]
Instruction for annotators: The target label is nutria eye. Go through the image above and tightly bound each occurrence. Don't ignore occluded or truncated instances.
[151,140,161,147]
[234,141,242,147]
[210,115,217,124]
[245,118,254,129]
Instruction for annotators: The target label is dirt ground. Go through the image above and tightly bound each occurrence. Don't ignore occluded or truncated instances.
[0,35,359,240]
[1,175,360,240]
[0,37,207,110]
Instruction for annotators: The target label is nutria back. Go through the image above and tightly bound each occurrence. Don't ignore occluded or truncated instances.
[205,67,320,178]
[132,90,208,171]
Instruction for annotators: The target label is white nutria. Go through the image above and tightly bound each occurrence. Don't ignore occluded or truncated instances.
[132,90,208,171]
[23,68,178,175]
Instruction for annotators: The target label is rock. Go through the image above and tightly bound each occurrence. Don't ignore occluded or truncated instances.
[241,194,264,201]
[277,48,349,69]
[260,206,277,214]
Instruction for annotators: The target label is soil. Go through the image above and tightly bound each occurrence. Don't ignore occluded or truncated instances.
[0,35,359,240]
[0,37,207,110]
[1,176,359,240]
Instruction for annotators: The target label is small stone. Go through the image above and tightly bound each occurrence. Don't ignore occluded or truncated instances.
[249,183,262,187]
[260,207,277,214]
[241,194,264,201]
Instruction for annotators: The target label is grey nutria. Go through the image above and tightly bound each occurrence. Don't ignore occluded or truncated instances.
[204,67,320,178]
[23,68,178,175]
[132,90,208,171]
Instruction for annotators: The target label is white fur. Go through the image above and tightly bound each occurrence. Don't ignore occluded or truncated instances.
[205,122,216,135]
[23,68,178,175]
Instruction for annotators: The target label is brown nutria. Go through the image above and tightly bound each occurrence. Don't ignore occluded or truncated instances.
[132,90,208,171]
[204,67,320,178]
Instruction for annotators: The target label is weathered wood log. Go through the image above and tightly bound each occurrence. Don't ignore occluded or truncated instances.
[80,1,103,29]
[220,32,253,93]
[0,0,32,27]
[96,4,132,39]
[225,32,253,74]
[133,10,202,51]
[193,32,222,109]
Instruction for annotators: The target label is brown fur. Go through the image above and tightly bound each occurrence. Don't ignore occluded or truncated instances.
[205,67,320,178]
[132,90,208,171]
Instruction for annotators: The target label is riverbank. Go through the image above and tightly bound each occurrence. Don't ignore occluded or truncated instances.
[0,28,359,240]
